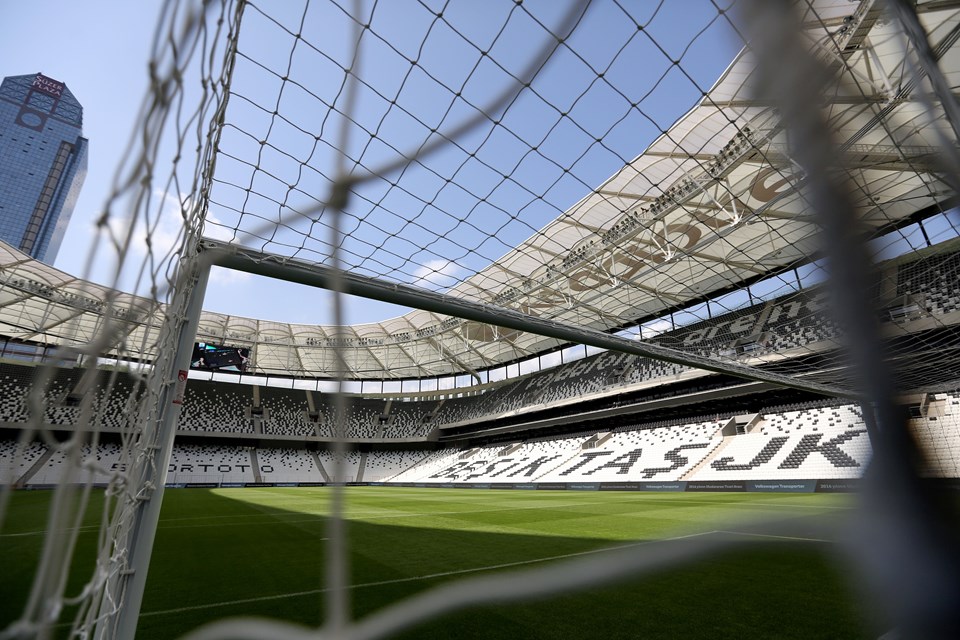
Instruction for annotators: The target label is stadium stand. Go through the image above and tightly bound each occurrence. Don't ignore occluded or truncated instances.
[688,406,870,481]
[166,444,255,485]
[381,402,434,439]
[548,422,723,482]
[0,373,31,423]
[312,398,383,439]
[259,386,315,437]
[256,448,324,483]
[0,439,46,485]
[0,248,959,489]
[0,241,957,446]
[410,444,515,483]
[5,393,960,487]
[898,252,960,316]
[388,450,461,483]
[363,450,432,482]
[40,369,84,426]
[28,442,124,486]
[316,450,363,482]
[449,436,587,483]
[94,375,145,431]
[657,306,766,358]
[396,424,723,484]
[177,379,254,434]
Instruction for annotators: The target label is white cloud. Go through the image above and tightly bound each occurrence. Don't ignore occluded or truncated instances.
[202,211,237,243]
[412,259,463,290]
[202,213,250,285]
[73,188,193,296]
[83,189,258,298]
[209,265,251,285]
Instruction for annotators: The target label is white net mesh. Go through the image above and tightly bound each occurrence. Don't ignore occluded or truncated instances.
[187,0,960,394]
[1,0,960,638]
[0,1,240,637]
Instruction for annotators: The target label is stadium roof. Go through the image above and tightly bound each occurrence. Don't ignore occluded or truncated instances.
[0,0,957,381]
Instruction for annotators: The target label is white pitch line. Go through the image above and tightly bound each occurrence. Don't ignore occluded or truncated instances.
[139,531,717,618]
[714,529,833,543]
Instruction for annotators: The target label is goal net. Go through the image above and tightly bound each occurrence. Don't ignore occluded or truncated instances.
[1,0,959,638]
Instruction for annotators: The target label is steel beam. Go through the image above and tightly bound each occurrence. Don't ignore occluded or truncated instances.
[202,239,857,400]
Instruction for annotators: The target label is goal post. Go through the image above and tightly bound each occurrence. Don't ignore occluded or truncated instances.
[96,249,213,640]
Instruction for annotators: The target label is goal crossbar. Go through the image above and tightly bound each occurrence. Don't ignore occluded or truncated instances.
[201,238,857,400]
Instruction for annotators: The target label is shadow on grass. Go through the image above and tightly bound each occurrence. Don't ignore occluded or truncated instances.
[1,488,872,639]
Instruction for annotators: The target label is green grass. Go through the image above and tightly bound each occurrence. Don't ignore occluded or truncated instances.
[1,488,873,638]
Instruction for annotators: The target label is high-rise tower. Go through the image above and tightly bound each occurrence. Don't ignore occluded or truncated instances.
[0,73,88,263]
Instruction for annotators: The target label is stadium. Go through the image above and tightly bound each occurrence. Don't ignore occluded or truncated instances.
[2,0,960,638]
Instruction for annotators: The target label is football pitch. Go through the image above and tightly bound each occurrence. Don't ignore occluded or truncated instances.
[1,488,870,638]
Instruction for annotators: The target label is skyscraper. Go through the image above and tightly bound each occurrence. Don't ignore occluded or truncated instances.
[0,73,88,264]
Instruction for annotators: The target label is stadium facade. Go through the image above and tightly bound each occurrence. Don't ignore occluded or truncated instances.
[0,1,957,489]
[0,73,87,264]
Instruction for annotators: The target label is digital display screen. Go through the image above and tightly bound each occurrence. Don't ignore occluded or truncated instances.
[191,343,250,372]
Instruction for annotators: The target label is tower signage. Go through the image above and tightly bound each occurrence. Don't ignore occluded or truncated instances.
[31,74,64,97]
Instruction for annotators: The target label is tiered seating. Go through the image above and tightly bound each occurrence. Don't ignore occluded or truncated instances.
[447,437,585,482]
[94,375,145,431]
[177,379,254,433]
[406,443,545,483]
[166,444,254,484]
[433,384,524,426]
[5,391,960,487]
[40,369,84,426]
[257,448,323,483]
[1,253,959,475]
[434,350,640,426]
[690,405,870,481]
[0,369,32,422]
[30,442,124,485]
[0,365,146,431]
[768,315,839,352]
[316,450,362,482]
[0,439,46,483]
[3,251,960,444]
[382,402,433,438]
[622,359,687,385]
[314,399,383,438]
[396,422,728,484]
[429,292,841,429]
[348,399,384,438]
[657,305,764,357]
[544,422,722,482]
[898,252,960,316]
[389,449,462,482]
[259,387,314,436]
[742,292,836,353]
[0,366,87,425]
[363,450,431,481]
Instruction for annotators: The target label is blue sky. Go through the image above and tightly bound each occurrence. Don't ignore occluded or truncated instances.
[0,1,163,273]
[0,0,741,326]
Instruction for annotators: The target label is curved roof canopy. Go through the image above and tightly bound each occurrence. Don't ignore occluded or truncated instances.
[1,0,957,380]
